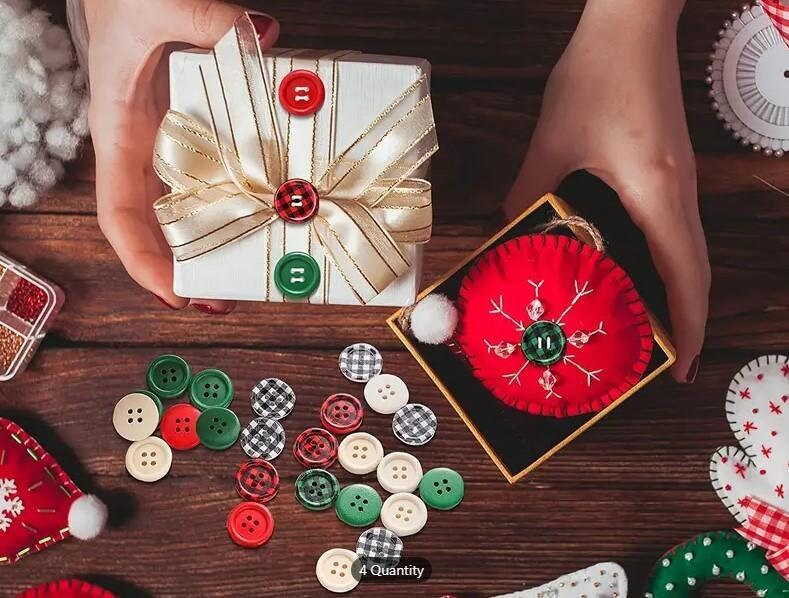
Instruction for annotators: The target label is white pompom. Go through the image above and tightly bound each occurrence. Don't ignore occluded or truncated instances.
[409,293,458,344]
[9,181,36,207]
[67,494,108,540]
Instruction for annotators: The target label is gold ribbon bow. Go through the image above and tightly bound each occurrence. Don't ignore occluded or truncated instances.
[152,14,437,304]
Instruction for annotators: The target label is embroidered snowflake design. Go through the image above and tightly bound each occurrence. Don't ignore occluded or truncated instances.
[0,478,24,532]
[483,279,606,400]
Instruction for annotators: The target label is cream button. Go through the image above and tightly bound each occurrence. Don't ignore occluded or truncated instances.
[363,374,409,414]
[380,492,427,537]
[338,432,384,475]
[376,451,423,493]
[113,392,160,441]
[125,436,172,482]
[315,547,359,593]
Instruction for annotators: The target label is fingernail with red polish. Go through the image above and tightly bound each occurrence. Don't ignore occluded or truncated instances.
[153,294,177,310]
[247,13,276,40]
[685,354,700,384]
[192,303,216,314]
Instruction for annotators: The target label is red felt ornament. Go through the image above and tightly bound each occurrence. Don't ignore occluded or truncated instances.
[16,579,117,598]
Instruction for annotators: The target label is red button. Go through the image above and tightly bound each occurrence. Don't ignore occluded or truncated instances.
[226,501,274,548]
[160,403,201,450]
[320,394,363,435]
[293,427,338,468]
[235,459,279,503]
[275,179,319,223]
[278,70,325,116]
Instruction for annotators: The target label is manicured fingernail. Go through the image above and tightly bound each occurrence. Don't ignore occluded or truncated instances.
[152,294,177,310]
[192,303,232,315]
[685,354,700,384]
[247,13,276,40]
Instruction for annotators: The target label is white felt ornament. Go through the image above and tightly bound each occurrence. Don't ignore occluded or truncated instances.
[492,562,627,597]
[408,293,459,345]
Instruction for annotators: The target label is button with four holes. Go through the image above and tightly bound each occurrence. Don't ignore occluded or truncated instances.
[146,354,191,399]
[392,403,437,446]
[113,392,161,442]
[278,69,325,116]
[274,252,321,299]
[418,467,464,510]
[235,459,279,503]
[275,179,319,223]
[364,373,409,414]
[125,436,172,483]
[320,393,364,435]
[226,501,274,548]
[160,403,201,450]
[295,468,340,511]
[335,484,382,528]
[380,492,428,537]
[293,427,338,468]
[338,432,384,475]
[189,368,234,411]
[376,451,423,493]
[315,547,360,593]
[197,407,240,450]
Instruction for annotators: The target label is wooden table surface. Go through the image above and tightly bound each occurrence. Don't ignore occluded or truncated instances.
[1,1,787,596]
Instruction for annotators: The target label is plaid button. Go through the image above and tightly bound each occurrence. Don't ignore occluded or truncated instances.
[240,417,285,460]
[293,427,339,468]
[521,320,566,366]
[275,179,319,223]
[356,527,403,567]
[295,468,340,511]
[392,404,437,446]
[320,393,364,435]
[250,378,296,420]
[339,343,383,383]
[235,458,279,503]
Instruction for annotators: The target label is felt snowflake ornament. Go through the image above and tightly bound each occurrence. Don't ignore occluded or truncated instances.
[0,417,107,565]
[491,562,627,597]
[0,0,89,208]
[17,579,117,598]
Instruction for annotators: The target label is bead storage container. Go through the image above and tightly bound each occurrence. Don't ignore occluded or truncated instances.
[0,253,64,381]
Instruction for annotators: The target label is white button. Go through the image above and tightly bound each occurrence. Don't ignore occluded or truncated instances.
[363,374,409,414]
[113,392,160,441]
[338,432,384,475]
[380,492,427,537]
[125,436,172,482]
[376,451,423,493]
[315,547,359,593]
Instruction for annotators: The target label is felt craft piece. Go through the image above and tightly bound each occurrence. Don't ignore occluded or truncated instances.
[455,234,653,417]
[491,562,627,597]
[16,579,117,598]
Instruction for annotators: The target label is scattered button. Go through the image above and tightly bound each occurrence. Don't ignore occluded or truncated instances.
[392,403,437,446]
[226,501,274,548]
[250,377,295,420]
[320,393,364,435]
[279,69,325,116]
[275,179,319,223]
[338,432,384,475]
[240,417,286,460]
[418,467,464,510]
[189,368,234,411]
[125,436,172,483]
[235,459,279,503]
[295,468,340,511]
[113,392,161,442]
[315,547,359,593]
[380,492,427,537]
[356,527,403,567]
[339,343,383,383]
[274,252,321,299]
[364,373,409,414]
[293,427,338,468]
[521,320,566,366]
[335,484,382,528]
[146,354,191,399]
[159,403,201,450]
[376,451,423,494]
[196,407,240,450]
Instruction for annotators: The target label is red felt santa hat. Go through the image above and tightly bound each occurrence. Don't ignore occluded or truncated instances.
[0,418,107,565]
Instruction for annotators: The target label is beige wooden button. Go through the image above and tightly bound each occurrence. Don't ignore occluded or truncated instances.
[125,436,172,482]
[363,374,409,414]
[338,432,384,475]
[315,547,359,593]
[380,492,427,537]
[113,392,160,441]
[376,451,423,493]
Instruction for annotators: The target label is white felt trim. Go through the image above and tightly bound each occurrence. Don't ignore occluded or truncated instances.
[491,562,627,597]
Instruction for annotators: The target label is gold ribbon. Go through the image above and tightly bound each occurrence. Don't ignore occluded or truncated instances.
[152,14,437,304]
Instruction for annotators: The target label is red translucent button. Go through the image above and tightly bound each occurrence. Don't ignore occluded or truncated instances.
[275,179,319,223]
[278,70,325,116]
[235,458,279,503]
[320,394,363,435]
[160,403,201,450]
[227,501,274,548]
[293,427,338,468]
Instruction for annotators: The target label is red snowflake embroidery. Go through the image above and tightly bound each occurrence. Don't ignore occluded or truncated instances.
[739,388,751,399]
[776,484,785,499]
[781,364,789,377]
[761,445,772,459]
[769,401,783,415]
[737,497,748,507]
[742,421,758,434]
[734,462,747,479]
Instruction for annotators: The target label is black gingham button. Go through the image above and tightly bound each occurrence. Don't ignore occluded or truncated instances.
[356,527,403,567]
[241,417,286,460]
[392,404,437,446]
[339,343,383,383]
[250,378,296,420]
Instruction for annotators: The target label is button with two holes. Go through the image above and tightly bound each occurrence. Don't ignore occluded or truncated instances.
[146,354,191,399]
[274,252,321,299]
[295,468,340,511]
[197,407,240,450]
[275,179,319,223]
[278,69,325,116]
[335,483,382,528]
[189,368,234,411]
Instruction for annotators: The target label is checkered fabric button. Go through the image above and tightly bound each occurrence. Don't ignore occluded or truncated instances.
[250,378,296,420]
[392,404,437,446]
[240,417,286,460]
[295,468,340,511]
[275,179,319,223]
[339,343,383,383]
[235,458,279,503]
[320,393,363,435]
[356,527,403,567]
[293,427,339,468]
[521,320,566,366]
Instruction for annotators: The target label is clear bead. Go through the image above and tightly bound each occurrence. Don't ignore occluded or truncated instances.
[526,298,544,321]
[492,342,517,358]
[568,330,590,348]
[538,369,557,392]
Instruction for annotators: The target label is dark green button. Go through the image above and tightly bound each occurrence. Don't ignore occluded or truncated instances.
[274,252,320,299]
[335,484,382,527]
[295,469,340,511]
[135,389,163,418]
[521,320,566,365]
[418,467,464,510]
[196,407,240,450]
[146,354,191,399]
[189,368,234,411]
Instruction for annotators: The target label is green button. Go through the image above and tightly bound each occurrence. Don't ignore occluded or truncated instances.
[196,407,240,450]
[274,252,320,299]
[418,467,464,510]
[295,469,340,511]
[189,368,234,411]
[334,484,382,527]
[146,354,191,399]
[135,389,164,418]
[521,320,566,365]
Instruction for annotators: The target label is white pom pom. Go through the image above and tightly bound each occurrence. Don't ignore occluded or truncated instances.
[0,160,16,188]
[9,181,36,207]
[409,293,458,344]
[67,494,108,540]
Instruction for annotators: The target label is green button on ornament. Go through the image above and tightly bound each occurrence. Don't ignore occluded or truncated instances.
[274,252,320,299]
[189,368,234,411]
[418,467,464,510]
[196,407,240,450]
[295,468,340,511]
[521,320,566,365]
[146,354,191,399]
[335,484,382,527]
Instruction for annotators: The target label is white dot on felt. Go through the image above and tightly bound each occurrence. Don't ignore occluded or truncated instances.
[67,494,108,540]
[409,293,458,345]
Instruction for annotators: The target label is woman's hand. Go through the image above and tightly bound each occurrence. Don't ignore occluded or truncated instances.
[505,0,709,383]
[83,0,279,313]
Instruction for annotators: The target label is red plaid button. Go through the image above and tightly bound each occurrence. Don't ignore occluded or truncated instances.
[235,458,279,503]
[275,179,319,223]
[293,427,338,468]
[278,70,325,116]
[320,394,363,435]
